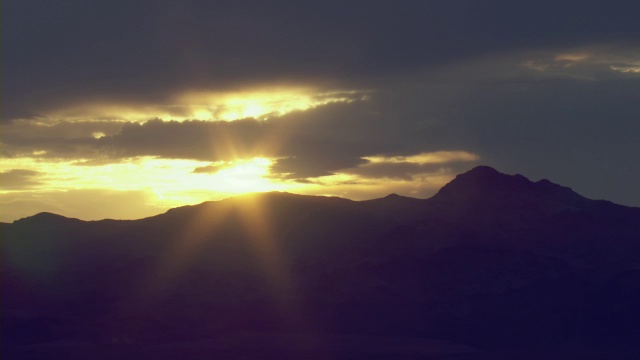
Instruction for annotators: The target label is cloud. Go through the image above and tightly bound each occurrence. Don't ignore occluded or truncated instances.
[8,88,369,124]
[192,164,226,174]
[1,100,398,179]
[3,41,640,208]
[342,151,480,181]
[518,44,640,80]
[610,65,640,74]
[364,151,479,165]
[0,169,44,190]
[1,120,125,159]
[270,153,369,180]
[345,162,435,181]
[6,0,638,123]
[4,0,640,223]
[297,169,461,201]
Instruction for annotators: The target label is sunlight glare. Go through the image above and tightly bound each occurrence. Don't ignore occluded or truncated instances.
[180,87,363,121]
[0,156,290,210]
[204,157,283,193]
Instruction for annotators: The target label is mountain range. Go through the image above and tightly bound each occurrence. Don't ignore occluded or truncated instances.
[3,166,640,359]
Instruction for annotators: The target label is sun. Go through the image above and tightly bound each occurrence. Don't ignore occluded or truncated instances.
[218,99,267,120]
[206,157,283,194]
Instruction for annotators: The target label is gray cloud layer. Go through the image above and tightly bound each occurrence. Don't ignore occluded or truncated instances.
[4,0,639,122]
[3,1,640,207]
[0,170,43,190]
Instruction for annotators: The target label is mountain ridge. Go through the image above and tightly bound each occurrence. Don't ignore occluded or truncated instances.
[12,165,637,225]
[3,166,640,358]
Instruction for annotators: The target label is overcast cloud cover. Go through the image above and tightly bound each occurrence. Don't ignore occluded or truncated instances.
[2,0,640,220]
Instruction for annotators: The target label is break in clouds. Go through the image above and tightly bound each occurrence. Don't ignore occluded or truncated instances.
[3,0,640,221]
[4,45,640,187]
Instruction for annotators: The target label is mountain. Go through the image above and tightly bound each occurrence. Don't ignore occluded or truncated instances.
[3,166,640,359]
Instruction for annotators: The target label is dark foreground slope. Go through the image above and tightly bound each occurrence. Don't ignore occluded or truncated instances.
[3,166,640,359]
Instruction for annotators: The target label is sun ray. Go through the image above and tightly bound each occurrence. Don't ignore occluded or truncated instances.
[232,194,316,332]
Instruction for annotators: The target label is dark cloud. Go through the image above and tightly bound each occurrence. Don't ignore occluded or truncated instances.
[3,51,640,207]
[98,103,397,179]
[270,154,369,180]
[0,169,43,190]
[2,101,399,179]
[99,119,265,160]
[3,0,640,211]
[344,162,478,181]
[192,164,225,174]
[5,120,123,139]
[4,0,638,122]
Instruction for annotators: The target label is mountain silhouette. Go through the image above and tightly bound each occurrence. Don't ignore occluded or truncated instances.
[3,166,640,359]
[429,166,607,223]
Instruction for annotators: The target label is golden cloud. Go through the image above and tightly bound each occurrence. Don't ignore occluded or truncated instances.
[21,87,371,124]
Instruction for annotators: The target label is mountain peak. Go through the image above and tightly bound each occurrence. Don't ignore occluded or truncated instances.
[463,165,501,176]
[453,166,529,183]
[379,193,418,204]
[429,166,591,215]
[437,166,529,194]
[18,212,71,222]
[13,212,82,226]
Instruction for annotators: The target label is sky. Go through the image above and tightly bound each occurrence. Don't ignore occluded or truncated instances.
[2,0,639,222]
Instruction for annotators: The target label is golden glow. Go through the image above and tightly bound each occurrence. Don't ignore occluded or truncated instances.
[0,149,478,222]
[218,98,266,119]
[610,65,640,73]
[0,156,296,213]
[179,87,363,121]
[296,172,455,199]
[201,157,285,194]
[521,60,548,72]
[29,87,367,123]
[521,47,640,77]
[145,185,313,332]
[364,151,479,165]
[554,53,592,63]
